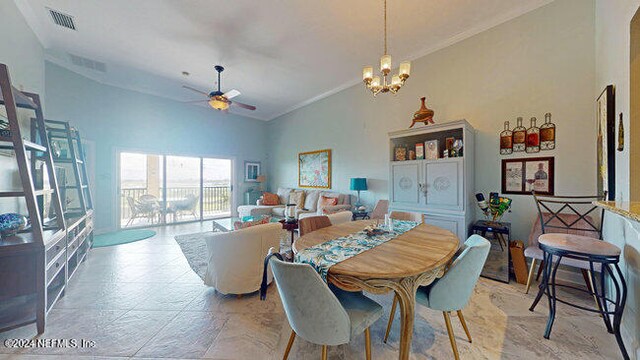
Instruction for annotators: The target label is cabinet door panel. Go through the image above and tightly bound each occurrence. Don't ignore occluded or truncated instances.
[391,163,420,205]
[424,216,459,238]
[424,160,463,210]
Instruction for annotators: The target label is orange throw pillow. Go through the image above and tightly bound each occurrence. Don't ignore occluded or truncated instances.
[262,192,279,205]
[319,196,338,207]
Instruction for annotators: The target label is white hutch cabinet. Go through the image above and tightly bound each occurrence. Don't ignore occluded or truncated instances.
[389,120,475,240]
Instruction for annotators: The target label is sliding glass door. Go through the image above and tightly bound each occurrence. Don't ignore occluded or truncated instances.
[119,152,231,228]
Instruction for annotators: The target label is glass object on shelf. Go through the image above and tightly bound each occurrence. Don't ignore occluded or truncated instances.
[512,117,526,152]
[540,112,556,150]
[526,117,540,153]
[452,139,464,157]
[500,121,513,155]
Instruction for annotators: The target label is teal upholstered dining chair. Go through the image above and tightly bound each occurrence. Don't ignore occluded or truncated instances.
[270,258,384,360]
[383,234,490,360]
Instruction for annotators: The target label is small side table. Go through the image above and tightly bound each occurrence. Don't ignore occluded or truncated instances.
[352,210,370,221]
[470,220,511,283]
[279,219,298,251]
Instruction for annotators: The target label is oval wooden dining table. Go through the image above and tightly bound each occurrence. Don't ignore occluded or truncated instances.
[293,220,459,360]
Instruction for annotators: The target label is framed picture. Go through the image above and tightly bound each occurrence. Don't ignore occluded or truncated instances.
[425,140,439,160]
[501,157,555,195]
[298,149,331,188]
[394,147,407,161]
[244,161,261,182]
[596,85,616,200]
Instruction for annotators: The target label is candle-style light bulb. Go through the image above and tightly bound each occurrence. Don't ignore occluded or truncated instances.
[399,61,411,77]
[362,66,373,81]
[380,54,392,73]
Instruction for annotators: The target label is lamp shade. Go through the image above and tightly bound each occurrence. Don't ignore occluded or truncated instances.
[256,175,266,183]
[350,178,368,191]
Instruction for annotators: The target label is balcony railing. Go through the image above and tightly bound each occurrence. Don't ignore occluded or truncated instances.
[120,186,231,226]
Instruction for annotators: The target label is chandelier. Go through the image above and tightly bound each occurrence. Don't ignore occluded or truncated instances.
[362,0,411,95]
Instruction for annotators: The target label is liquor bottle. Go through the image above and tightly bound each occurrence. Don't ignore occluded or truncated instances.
[534,163,548,192]
[500,121,513,155]
[526,117,540,153]
[475,193,489,215]
[512,117,526,152]
[540,112,556,150]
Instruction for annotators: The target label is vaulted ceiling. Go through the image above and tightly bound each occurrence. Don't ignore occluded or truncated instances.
[16,0,553,120]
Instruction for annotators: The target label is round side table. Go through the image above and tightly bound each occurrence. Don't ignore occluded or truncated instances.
[529,233,628,360]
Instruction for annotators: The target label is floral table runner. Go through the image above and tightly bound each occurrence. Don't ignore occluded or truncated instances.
[294,219,420,281]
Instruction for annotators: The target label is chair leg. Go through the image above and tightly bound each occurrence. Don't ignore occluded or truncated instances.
[582,269,604,318]
[457,310,472,343]
[283,330,296,360]
[321,345,328,360]
[364,327,372,360]
[536,260,545,281]
[384,295,398,343]
[525,259,537,294]
[443,311,460,360]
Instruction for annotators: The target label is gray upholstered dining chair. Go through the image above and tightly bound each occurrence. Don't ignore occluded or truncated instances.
[383,234,490,360]
[270,258,384,360]
[389,210,424,223]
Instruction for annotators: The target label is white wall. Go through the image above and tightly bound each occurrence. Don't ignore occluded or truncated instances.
[268,0,596,242]
[595,0,640,357]
[0,0,45,214]
[44,62,269,232]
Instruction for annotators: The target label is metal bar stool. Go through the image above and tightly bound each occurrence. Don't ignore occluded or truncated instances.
[529,233,628,360]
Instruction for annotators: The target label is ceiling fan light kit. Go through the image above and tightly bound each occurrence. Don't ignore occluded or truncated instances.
[362,0,411,96]
[182,65,256,113]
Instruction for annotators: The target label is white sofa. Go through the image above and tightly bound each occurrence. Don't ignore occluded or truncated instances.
[299,209,353,225]
[237,187,351,219]
[203,222,283,295]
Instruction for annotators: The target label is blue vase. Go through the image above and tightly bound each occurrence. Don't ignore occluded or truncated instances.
[0,213,27,238]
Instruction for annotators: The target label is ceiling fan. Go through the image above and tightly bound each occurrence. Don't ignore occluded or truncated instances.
[182,65,256,112]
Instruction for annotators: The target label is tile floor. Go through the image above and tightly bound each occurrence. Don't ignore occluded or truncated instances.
[0,222,627,359]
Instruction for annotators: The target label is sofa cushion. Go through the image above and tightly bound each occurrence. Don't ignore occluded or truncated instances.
[277,187,293,205]
[262,192,280,206]
[272,207,286,217]
[288,190,306,209]
[320,191,350,206]
[304,190,321,212]
[233,216,271,230]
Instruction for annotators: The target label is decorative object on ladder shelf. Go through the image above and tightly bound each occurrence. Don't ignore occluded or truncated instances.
[0,213,27,239]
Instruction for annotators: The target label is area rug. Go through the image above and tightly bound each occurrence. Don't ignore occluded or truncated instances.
[174,232,210,280]
[92,229,156,248]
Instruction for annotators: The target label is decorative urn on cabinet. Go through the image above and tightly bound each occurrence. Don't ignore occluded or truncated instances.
[410,97,435,128]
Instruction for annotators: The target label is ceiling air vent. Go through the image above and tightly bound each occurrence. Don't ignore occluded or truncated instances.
[47,8,76,30]
[69,54,107,73]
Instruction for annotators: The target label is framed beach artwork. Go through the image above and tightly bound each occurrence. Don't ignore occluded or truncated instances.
[298,149,331,189]
[596,85,616,200]
[244,161,261,182]
[502,157,555,195]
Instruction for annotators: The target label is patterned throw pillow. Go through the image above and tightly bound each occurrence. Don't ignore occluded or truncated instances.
[319,196,338,207]
[262,192,279,205]
[288,191,306,209]
[233,216,271,230]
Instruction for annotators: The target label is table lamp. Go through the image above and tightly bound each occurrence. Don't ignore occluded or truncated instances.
[256,175,266,192]
[350,178,368,207]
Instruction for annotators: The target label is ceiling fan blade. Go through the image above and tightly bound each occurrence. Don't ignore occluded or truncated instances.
[223,89,241,99]
[183,99,209,103]
[230,100,256,111]
[182,85,210,96]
